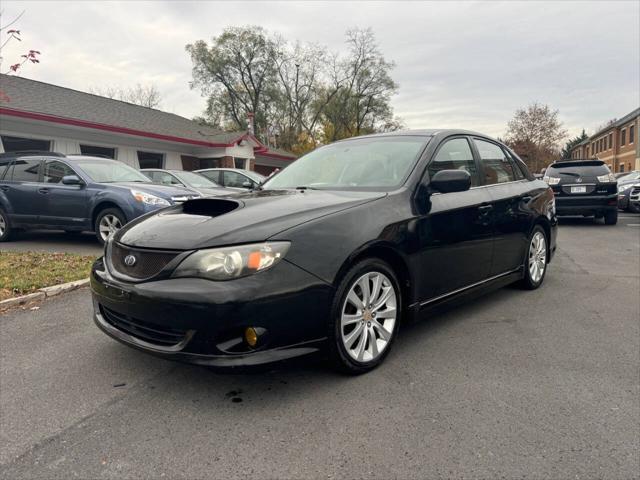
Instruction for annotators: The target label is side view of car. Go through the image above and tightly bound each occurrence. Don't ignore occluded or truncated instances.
[195,167,265,190]
[543,159,618,224]
[90,129,557,374]
[0,153,200,243]
[140,168,235,197]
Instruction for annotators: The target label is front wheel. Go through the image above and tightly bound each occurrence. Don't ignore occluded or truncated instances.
[328,259,401,374]
[94,208,125,244]
[519,225,548,290]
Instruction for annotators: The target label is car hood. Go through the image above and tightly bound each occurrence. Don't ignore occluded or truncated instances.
[101,182,199,199]
[116,189,386,250]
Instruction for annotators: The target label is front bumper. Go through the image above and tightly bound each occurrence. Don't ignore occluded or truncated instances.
[91,257,332,367]
[555,193,618,216]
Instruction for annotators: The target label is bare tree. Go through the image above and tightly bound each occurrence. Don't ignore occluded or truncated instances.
[89,84,162,108]
[0,10,40,77]
[505,103,567,172]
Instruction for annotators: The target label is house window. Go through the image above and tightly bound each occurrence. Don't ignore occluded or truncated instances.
[234,158,246,169]
[1,135,51,153]
[137,151,164,169]
[630,125,635,144]
[608,133,612,149]
[621,129,626,146]
[80,144,116,159]
[619,164,625,173]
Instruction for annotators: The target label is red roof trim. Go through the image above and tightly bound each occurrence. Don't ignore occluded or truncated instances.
[0,107,234,148]
[256,150,297,161]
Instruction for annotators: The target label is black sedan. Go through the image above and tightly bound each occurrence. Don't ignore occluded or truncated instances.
[90,130,557,374]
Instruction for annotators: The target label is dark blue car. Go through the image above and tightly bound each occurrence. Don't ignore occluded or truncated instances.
[0,153,200,244]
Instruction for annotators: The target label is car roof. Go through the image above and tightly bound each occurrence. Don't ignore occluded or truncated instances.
[334,129,501,143]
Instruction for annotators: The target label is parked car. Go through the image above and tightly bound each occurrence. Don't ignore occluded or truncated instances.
[140,168,234,197]
[91,130,557,374]
[0,153,200,244]
[616,170,640,187]
[543,159,618,224]
[618,181,640,212]
[195,168,265,190]
[613,170,640,182]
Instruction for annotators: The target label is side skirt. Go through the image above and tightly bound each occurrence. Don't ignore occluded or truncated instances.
[406,268,524,323]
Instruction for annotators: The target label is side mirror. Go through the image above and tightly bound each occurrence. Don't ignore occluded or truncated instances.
[241,181,253,188]
[430,169,471,193]
[62,175,83,186]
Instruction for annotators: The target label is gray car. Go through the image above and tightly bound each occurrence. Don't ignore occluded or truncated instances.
[141,169,234,197]
[195,168,265,190]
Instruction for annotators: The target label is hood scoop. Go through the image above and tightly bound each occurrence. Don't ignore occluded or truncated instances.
[181,198,241,217]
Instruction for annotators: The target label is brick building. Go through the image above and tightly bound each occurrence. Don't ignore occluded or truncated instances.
[570,107,639,173]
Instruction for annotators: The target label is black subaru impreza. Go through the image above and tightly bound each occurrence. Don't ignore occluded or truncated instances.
[91,130,557,374]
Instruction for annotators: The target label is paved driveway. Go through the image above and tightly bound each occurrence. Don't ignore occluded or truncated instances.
[0,215,639,479]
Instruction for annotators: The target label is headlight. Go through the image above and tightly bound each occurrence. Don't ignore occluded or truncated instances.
[618,183,632,193]
[131,189,171,206]
[596,173,616,183]
[543,176,560,185]
[172,242,290,281]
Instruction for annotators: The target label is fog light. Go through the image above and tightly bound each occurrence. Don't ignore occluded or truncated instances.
[244,327,258,348]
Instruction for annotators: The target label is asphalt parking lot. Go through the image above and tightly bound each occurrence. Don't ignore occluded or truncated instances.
[1,214,639,479]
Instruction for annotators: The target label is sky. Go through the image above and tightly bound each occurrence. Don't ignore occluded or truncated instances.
[1,0,639,139]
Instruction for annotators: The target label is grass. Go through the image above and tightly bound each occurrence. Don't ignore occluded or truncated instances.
[0,251,96,301]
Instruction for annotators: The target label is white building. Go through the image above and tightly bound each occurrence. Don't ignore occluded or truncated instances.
[0,75,296,175]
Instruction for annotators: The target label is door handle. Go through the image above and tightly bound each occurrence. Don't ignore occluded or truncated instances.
[0,186,9,192]
[38,187,50,194]
[478,205,493,212]
[521,196,532,203]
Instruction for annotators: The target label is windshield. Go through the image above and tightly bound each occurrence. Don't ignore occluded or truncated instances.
[77,160,151,183]
[174,171,221,188]
[263,136,429,190]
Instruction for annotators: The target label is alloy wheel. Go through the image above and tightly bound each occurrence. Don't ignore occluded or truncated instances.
[340,271,397,363]
[99,214,123,242]
[528,231,546,283]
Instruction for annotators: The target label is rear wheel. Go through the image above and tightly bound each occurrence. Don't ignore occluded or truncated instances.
[328,259,401,374]
[519,225,548,290]
[94,208,125,244]
[0,209,12,242]
[604,209,618,225]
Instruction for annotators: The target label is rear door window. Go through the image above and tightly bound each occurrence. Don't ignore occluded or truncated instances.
[428,138,480,187]
[7,158,41,182]
[474,139,517,185]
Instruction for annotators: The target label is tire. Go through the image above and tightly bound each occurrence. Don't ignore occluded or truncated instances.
[328,258,401,374]
[519,225,548,290]
[0,208,12,242]
[94,207,126,244]
[604,209,618,225]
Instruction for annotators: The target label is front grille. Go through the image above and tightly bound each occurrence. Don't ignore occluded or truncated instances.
[100,305,188,347]
[110,243,178,280]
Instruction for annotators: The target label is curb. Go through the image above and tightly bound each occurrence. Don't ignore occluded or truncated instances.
[0,278,89,309]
